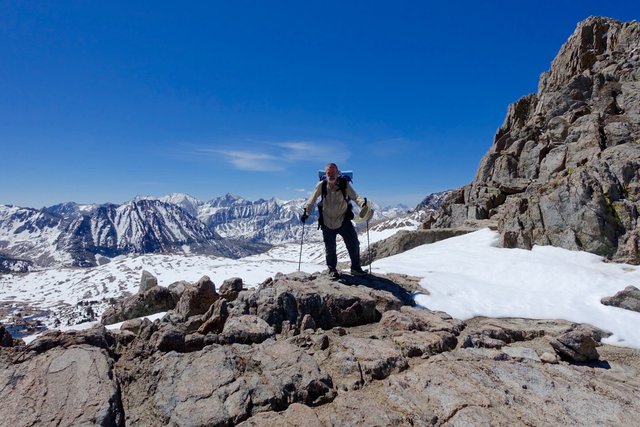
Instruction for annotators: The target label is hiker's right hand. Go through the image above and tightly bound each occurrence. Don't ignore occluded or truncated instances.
[301,211,309,223]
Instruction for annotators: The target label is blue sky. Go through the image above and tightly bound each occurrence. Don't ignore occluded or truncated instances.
[1,1,638,209]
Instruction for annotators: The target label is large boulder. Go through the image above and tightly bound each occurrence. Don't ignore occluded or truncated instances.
[0,345,123,426]
[25,325,116,355]
[219,277,244,301]
[361,228,478,264]
[459,317,550,349]
[232,273,397,332]
[380,306,465,334]
[601,285,640,312]
[320,335,408,391]
[101,285,178,325]
[174,275,219,319]
[118,341,335,426]
[221,315,275,345]
[150,324,187,353]
[139,269,158,293]
[0,324,15,347]
[197,298,229,335]
[379,307,464,357]
[550,327,601,362]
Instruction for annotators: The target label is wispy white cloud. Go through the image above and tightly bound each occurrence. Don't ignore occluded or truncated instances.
[191,139,351,172]
[211,150,281,172]
[276,142,325,161]
[277,140,351,165]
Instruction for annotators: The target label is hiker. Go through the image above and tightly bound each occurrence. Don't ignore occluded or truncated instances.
[301,162,370,278]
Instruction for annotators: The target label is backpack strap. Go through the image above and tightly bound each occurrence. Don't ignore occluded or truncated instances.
[338,177,349,201]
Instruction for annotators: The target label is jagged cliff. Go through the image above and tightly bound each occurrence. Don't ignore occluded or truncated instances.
[430,17,640,264]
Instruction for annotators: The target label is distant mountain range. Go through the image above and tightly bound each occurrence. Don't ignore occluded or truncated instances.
[125,192,430,244]
[0,191,447,272]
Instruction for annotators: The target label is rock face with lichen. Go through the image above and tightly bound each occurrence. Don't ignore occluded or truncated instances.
[429,17,640,264]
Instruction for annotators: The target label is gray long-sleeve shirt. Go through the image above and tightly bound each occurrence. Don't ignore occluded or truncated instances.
[304,180,366,229]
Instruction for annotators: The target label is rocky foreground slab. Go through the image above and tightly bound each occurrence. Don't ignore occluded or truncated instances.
[1,271,640,426]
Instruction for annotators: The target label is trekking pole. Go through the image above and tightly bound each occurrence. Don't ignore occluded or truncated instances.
[298,220,305,272]
[366,219,372,273]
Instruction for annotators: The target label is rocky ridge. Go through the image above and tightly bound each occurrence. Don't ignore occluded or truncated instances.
[427,17,640,264]
[1,270,639,426]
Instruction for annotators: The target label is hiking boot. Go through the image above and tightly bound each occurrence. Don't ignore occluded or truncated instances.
[328,269,340,279]
[350,267,368,277]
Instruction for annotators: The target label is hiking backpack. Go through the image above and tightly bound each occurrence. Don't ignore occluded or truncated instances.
[317,172,354,228]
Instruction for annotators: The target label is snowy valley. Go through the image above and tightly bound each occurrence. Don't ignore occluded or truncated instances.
[0,192,432,337]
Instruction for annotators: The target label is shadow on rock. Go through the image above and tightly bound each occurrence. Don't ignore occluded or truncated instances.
[337,273,418,308]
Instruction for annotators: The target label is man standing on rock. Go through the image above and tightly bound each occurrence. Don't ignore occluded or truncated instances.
[301,162,369,279]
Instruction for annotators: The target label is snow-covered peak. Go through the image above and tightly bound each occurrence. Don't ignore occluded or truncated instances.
[158,192,202,206]
[158,193,203,217]
[415,190,449,211]
[44,202,99,218]
[132,193,203,217]
[206,193,246,206]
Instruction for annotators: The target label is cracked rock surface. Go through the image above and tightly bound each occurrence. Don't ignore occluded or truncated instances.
[2,271,640,426]
[426,17,640,265]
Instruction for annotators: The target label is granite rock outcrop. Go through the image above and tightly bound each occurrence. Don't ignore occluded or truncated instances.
[428,17,640,264]
[1,272,639,426]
